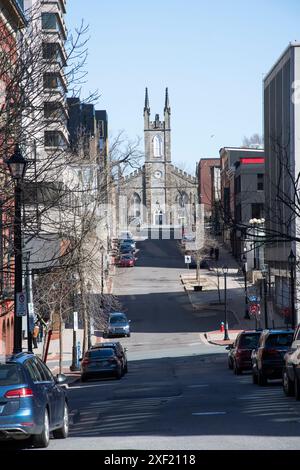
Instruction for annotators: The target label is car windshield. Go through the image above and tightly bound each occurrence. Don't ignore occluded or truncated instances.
[122,256,133,260]
[88,349,115,358]
[266,333,294,347]
[239,334,260,349]
[0,364,25,386]
[109,315,127,324]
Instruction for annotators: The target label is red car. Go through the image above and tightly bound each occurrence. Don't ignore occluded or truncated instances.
[118,254,135,267]
[227,330,261,375]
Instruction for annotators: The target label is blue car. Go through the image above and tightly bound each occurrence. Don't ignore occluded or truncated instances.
[0,352,69,448]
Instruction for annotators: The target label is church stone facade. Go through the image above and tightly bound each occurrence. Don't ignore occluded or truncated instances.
[119,89,197,231]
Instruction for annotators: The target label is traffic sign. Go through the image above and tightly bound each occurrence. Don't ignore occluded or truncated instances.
[16,292,27,317]
[248,303,260,315]
[185,255,191,264]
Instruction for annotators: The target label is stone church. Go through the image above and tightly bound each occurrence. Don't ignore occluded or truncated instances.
[119,88,197,231]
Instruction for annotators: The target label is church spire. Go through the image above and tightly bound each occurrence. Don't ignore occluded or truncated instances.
[164,87,170,112]
[144,87,150,129]
[144,87,150,112]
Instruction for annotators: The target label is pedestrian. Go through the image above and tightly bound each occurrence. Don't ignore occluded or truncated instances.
[32,323,40,349]
[214,247,219,261]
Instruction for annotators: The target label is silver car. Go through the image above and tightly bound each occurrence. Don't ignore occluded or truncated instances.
[105,312,131,338]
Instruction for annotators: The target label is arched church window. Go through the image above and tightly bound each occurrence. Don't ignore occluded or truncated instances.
[130,193,141,218]
[177,192,189,208]
[153,135,163,157]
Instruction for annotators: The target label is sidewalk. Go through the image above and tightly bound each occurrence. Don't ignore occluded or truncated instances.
[181,243,284,346]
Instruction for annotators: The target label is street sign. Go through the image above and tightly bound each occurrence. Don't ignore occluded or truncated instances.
[16,292,27,317]
[248,295,259,302]
[185,255,191,264]
[248,303,260,315]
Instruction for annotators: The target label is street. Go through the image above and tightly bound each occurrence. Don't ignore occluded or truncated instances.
[51,239,300,450]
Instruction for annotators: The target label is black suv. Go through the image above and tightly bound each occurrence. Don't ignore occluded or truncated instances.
[282,324,300,400]
[91,342,128,374]
[251,329,294,385]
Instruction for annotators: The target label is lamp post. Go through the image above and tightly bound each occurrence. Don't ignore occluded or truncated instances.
[70,274,80,371]
[261,265,269,329]
[242,254,250,319]
[6,145,27,354]
[86,281,92,349]
[288,249,296,330]
[100,245,105,299]
[222,265,230,341]
[249,218,265,270]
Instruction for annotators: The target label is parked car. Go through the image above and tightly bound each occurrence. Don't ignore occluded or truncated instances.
[118,254,136,267]
[227,330,262,374]
[251,329,294,385]
[119,239,136,250]
[92,342,128,374]
[0,352,69,448]
[282,324,300,400]
[104,312,131,338]
[81,348,123,381]
[119,244,135,255]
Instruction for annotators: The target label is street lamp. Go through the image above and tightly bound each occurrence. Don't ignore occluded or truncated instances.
[249,218,265,269]
[100,245,105,299]
[242,254,250,319]
[261,265,269,329]
[6,145,27,353]
[222,265,230,341]
[288,249,296,330]
[86,281,92,349]
[70,274,80,371]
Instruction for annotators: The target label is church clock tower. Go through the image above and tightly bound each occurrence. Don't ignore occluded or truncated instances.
[143,88,171,225]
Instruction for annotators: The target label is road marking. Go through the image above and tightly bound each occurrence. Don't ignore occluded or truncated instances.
[69,383,113,389]
[192,412,227,416]
[187,385,209,388]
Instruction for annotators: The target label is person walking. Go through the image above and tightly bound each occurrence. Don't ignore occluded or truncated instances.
[32,323,40,349]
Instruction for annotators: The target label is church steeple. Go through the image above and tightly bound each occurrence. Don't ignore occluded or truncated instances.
[144,87,150,128]
[164,87,170,128]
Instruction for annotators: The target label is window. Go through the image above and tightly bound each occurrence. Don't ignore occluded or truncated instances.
[34,358,53,382]
[42,12,57,30]
[251,203,264,219]
[0,364,24,386]
[43,73,58,89]
[24,360,43,382]
[257,173,264,191]
[43,43,58,61]
[153,135,163,157]
[45,131,60,147]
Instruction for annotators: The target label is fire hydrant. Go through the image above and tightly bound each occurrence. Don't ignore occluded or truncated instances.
[220,322,225,333]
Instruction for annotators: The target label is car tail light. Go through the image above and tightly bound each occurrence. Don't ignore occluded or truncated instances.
[5,387,34,399]
[82,359,90,366]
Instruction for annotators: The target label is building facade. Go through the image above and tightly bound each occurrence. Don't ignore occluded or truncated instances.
[264,42,300,321]
[119,88,197,235]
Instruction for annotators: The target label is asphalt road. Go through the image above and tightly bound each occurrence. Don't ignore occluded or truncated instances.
[26,239,300,449]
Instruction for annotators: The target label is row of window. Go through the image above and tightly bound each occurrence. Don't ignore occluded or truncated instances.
[235,173,264,194]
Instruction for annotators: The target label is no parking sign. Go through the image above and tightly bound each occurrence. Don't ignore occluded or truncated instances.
[16,292,27,317]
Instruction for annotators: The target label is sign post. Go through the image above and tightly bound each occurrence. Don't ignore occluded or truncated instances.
[185,255,191,270]
[16,292,27,317]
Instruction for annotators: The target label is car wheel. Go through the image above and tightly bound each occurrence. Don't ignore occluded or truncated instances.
[295,375,300,401]
[283,369,295,397]
[115,368,122,380]
[258,370,267,386]
[32,409,50,448]
[53,402,69,439]
[127,333,131,338]
[81,375,88,382]
[124,363,128,373]
[252,370,258,384]
[228,358,233,370]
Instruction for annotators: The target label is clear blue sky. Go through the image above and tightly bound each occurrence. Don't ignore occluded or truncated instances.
[66,0,300,172]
